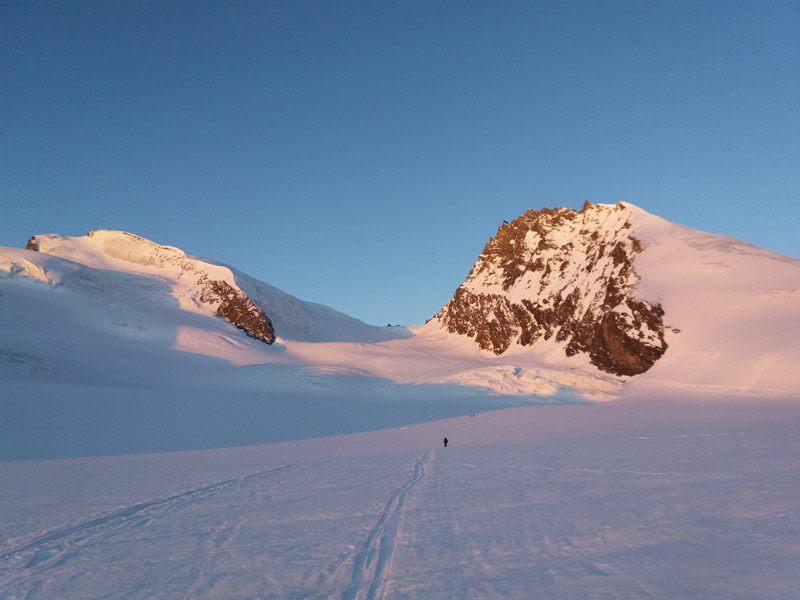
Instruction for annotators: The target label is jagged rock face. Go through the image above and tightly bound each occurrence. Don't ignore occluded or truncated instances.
[197,276,276,344]
[432,202,668,376]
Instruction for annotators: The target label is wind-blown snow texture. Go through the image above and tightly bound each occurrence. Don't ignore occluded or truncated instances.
[1,202,799,598]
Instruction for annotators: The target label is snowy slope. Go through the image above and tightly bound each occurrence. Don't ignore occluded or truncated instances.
[23,230,407,344]
[625,203,800,397]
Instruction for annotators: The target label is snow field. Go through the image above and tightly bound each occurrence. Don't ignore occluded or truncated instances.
[2,403,799,599]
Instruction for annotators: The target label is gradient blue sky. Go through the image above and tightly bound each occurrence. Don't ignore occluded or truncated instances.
[3,1,798,326]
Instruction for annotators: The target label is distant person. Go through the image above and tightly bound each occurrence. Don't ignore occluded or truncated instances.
[443,437,448,448]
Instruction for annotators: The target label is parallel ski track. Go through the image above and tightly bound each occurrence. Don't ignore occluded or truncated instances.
[0,461,317,564]
[343,449,431,600]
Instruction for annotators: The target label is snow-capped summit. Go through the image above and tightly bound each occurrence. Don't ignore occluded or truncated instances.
[427,201,800,395]
[430,202,668,376]
[25,230,277,345]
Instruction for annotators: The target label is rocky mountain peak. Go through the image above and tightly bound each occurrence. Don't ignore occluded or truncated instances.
[432,202,668,376]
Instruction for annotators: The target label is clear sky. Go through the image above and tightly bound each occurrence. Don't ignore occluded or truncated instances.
[2,1,798,326]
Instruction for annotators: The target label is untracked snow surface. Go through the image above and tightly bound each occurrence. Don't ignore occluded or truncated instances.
[2,403,799,599]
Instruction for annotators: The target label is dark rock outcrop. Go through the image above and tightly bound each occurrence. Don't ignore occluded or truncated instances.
[197,276,276,344]
[432,202,668,376]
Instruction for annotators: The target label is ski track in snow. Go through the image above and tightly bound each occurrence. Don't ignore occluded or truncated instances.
[0,461,317,595]
[342,450,431,600]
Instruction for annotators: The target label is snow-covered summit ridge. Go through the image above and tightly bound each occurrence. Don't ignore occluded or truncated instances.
[429,199,800,391]
[27,230,229,283]
[18,229,409,345]
[431,202,670,376]
[25,230,277,344]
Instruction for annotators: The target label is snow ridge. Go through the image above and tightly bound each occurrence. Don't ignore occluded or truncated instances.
[25,230,280,343]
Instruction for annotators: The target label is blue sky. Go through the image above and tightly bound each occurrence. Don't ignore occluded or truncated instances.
[3,1,798,326]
